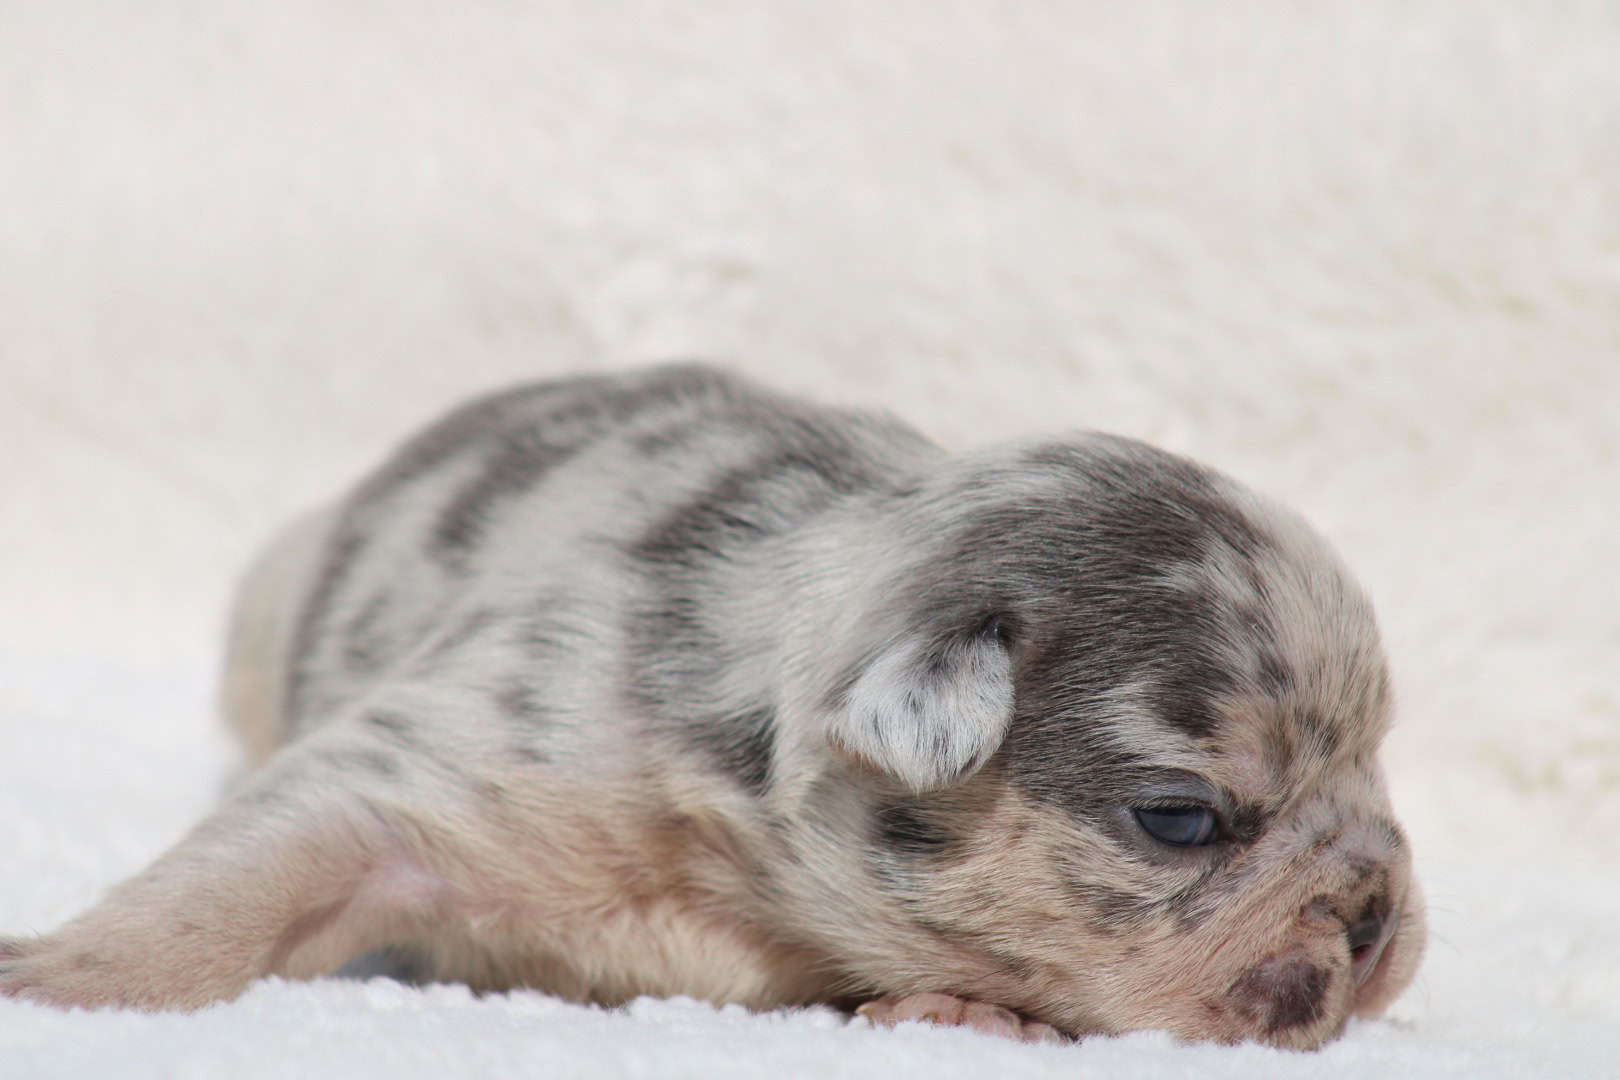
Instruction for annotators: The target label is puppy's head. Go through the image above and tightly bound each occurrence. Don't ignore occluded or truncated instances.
[808,435,1424,1049]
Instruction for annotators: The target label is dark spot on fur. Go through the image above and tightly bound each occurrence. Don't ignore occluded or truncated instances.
[522,608,575,655]
[623,408,926,801]
[984,948,1038,981]
[1061,879,1159,933]
[632,455,803,565]
[356,714,483,785]
[1260,716,1300,783]
[629,415,893,571]
[287,528,369,724]
[495,680,553,727]
[1257,647,1292,697]
[364,710,420,748]
[940,439,1291,817]
[340,593,393,674]
[896,913,1043,979]
[429,432,584,567]
[354,384,573,500]
[1342,855,1382,890]
[1062,840,1233,935]
[1148,657,1234,739]
[681,705,776,797]
[1226,953,1331,1035]
[1019,438,1267,561]
[427,608,502,662]
[1227,801,1270,846]
[509,741,551,765]
[1307,709,1344,759]
[477,780,511,804]
[626,593,709,699]
[873,799,956,858]
[287,364,737,720]
[1004,728,1152,827]
[630,422,699,458]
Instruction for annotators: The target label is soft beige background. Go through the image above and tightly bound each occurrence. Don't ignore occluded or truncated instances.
[3,4,1617,1077]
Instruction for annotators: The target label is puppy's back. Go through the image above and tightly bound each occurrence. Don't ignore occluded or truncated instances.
[243,365,935,754]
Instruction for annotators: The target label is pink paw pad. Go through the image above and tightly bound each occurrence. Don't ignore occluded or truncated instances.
[856,992,1068,1044]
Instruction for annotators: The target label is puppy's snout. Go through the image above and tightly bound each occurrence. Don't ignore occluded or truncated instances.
[1302,877,1396,987]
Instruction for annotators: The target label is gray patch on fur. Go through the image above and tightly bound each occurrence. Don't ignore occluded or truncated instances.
[494,679,555,728]
[286,365,736,724]
[340,593,393,675]
[429,432,585,566]
[363,710,421,749]
[621,401,927,796]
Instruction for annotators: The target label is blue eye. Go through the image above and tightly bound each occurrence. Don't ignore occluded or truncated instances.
[1133,806,1219,847]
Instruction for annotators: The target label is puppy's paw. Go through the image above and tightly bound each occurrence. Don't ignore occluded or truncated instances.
[856,993,1069,1044]
[0,934,44,992]
[0,927,234,1011]
[0,934,113,1010]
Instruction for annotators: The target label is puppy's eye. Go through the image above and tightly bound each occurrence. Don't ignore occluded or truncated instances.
[1133,806,1218,847]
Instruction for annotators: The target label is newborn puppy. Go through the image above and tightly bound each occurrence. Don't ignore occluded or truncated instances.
[1,365,1424,1048]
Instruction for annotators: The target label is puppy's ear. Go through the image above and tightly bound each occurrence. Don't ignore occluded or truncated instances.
[827,617,1014,792]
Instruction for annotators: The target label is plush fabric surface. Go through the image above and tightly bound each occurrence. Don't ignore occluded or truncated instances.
[3,3,1616,1076]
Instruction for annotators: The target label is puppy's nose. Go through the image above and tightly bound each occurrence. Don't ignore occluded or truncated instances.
[1347,907,1394,987]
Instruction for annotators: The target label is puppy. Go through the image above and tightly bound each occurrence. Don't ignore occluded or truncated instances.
[1,365,1424,1048]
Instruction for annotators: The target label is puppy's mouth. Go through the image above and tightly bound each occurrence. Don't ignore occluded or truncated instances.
[1350,907,1398,991]
[1349,900,1421,1020]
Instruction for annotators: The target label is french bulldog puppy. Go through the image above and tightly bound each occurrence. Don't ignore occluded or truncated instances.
[1,365,1424,1048]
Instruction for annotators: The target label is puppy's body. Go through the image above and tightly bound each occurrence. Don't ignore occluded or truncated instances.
[2,366,1424,1047]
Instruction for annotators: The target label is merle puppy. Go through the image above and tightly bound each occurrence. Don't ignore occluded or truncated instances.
[1,365,1424,1048]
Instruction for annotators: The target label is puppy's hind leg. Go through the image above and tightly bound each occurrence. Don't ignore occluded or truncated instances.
[0,714,459,1011]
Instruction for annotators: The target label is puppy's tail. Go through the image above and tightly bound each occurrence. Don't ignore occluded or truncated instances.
[219,504,337,770]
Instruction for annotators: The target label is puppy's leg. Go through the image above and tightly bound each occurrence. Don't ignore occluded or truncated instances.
[0,717,458,1011]
[857,994,1069,1045]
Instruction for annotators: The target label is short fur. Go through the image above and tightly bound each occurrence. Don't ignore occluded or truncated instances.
[0,365,1424,1048]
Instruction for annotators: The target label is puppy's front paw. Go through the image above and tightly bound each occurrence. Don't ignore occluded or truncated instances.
[856,993,1069,1044]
